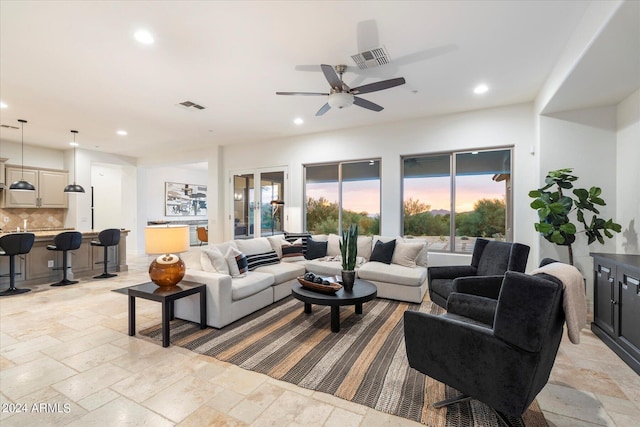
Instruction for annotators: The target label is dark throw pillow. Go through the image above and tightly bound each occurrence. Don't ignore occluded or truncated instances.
[305,237,328,260]
[370,239,396,264]
[246,250,280,271]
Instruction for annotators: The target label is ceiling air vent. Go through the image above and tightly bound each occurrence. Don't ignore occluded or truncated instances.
[351,46,390,70]
[0,124,20,130]
[176,101,206,111]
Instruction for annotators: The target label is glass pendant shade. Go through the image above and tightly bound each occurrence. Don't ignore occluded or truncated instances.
[10,119,36,192]
[64,130,85,193]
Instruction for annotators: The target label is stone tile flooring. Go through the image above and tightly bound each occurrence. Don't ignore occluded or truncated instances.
[1,252,639,426]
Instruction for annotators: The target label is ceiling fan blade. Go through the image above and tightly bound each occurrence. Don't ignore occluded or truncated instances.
[276,91,329,96]
[321,64,342,90]
[316,103,331,116]
[351,77,406,95]
[353,96,383,112]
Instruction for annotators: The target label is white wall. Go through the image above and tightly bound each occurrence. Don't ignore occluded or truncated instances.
[221,102,537,267]
[616,89,640,254]
[539,106,618,305]
[0,141,64,169]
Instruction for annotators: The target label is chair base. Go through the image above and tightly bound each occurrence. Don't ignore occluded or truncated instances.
[51,279,79,287]
[0,287,31,296]
[94,272,117,279]
[432,394,521,427]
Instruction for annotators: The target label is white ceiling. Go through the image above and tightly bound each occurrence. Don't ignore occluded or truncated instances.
[0,1,637,159]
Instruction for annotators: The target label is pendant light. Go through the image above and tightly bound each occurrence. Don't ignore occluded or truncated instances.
[9,119,36,191]
[64,130,85,193]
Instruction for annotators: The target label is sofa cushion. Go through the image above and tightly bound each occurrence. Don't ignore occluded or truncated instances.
[255,261,305,284]
[281,240,305,261]
[226,247,248,277]
[284,232,311,254]
[201,246,230,274]
[358,262,427,287]
[391,241,424,268]
[357,236,373,261]
[306,237,328,260]
[246,250,280,271]
[327,234,341,256]
[182,248,204,271]
[235,237,273,256]
[305,259,343,276]
[370,239,396,264]
[231,271,274,300]
[267,235,287,258]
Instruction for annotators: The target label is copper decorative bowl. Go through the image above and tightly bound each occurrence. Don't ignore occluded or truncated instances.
[297,276,343,294]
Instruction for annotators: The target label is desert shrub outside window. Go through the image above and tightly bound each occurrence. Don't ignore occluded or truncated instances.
[402,148,512,253]
[304,160,381,236]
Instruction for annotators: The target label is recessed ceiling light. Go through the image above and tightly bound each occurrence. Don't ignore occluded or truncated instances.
[0,102,7,109]
[293,117,304,125]
[134,29,154,45]
[69,142,79,147]
[116,130,128,136]
[473,84,489,94]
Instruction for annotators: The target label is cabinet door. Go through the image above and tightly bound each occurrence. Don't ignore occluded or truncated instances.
[619,268,640,354]
[39,170,68,208]
[4,168,38,207]
[594,260,616,336]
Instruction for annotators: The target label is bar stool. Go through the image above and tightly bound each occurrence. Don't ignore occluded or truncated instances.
[0,233,36,296]
[91,229,121,279]
[47,231,82,286]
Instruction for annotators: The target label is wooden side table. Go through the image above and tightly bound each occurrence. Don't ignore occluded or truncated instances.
[128,281,206,347]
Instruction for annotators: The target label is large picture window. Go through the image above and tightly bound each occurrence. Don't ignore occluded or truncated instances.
[402,148,512,253]
[305,160,381,235]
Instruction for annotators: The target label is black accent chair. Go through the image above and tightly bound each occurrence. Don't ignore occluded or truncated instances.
[47,231,83,286]
[404,270,565,427]
[91,229,121,279]
[428,238,530,308]
[0,233,36,296]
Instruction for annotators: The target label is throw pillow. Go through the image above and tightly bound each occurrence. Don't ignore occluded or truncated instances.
[246,250,280,271]
[284,232,311,254]
[281,240,305,262]
[391,241,424,268]
[201,247,230,274]
[306,237,328,260]
[326,233,341,256]
[370,239,396,264]
[225,247,248,277]
[267,235,287,258]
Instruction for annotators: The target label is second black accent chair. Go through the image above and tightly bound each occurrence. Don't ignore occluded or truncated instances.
[0,233,35,296]
[91,228,121,279]
[47,231,83,286]
[428,238,530,308]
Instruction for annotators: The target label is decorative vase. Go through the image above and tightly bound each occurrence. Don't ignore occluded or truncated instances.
[341,270,356,292]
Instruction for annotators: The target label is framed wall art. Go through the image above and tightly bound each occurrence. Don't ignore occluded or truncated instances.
[165,182,208,216]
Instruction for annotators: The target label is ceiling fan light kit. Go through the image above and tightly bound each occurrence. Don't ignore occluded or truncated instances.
[276,64,405,116]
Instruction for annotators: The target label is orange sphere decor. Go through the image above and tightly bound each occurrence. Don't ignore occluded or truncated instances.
[148,254,186,288]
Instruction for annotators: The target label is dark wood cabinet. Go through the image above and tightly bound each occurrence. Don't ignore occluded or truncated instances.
[591,253,640,374]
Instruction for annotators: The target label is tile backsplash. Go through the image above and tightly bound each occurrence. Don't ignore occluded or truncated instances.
[0,207,66,231]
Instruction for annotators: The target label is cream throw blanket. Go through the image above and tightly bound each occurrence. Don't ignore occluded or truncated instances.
[531,262,587,344]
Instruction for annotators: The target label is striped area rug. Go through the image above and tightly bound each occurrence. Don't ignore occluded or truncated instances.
[140,296,547,426]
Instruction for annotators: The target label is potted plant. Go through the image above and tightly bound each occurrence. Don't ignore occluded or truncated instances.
[340,223,358,291]
[529,168,621,265]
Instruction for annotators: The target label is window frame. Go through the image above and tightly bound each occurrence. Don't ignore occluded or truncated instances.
[401,146,513,253]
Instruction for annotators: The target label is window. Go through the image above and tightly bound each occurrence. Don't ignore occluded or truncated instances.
[305,160,380,235]
[402,148,512,253]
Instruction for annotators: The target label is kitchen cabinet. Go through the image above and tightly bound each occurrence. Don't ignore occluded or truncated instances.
[2,167,68,208]
[591,253,640,375]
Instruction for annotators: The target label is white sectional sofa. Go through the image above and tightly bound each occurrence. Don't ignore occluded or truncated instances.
[174,234,428,329]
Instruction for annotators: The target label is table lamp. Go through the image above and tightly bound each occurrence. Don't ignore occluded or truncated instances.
[145,225,190,288]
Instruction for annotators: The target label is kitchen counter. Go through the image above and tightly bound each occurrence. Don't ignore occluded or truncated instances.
[0,229,129,288]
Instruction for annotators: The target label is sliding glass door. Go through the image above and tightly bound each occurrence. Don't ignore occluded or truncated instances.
[232,168,286,239]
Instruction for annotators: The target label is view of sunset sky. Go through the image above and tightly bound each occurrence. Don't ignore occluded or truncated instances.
[306,175,505,215]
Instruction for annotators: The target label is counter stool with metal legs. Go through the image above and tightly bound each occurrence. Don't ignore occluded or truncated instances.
[47,231,83,286]
[91,228,121,279]
[0,233,36,296]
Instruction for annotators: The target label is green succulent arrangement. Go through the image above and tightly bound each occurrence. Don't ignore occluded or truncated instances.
[340,223,359,271]
[529,168,621,265]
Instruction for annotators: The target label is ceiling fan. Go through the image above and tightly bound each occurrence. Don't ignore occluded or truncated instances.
[276,64,406,116]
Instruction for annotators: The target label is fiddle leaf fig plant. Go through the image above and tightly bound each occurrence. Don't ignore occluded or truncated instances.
[529,168,621,265]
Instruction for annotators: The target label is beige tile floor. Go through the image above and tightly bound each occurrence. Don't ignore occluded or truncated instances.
[1,253,639,426]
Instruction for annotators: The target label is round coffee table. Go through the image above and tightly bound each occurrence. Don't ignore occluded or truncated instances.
[291,279,377,332]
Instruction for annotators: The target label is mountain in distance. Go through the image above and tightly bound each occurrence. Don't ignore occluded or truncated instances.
[430,209,450,216]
